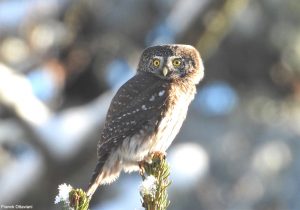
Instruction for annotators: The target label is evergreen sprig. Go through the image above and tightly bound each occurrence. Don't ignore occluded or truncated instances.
[139,152,171,210]
[54,184,90,210]
[69,188,90,210]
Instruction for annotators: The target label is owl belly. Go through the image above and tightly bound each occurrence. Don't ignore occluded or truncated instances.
[151,91,195,152]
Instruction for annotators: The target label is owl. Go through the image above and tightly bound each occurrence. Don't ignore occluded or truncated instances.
[86,44,204,197]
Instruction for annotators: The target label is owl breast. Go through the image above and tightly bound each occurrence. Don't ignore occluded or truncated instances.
[150,83,196,152]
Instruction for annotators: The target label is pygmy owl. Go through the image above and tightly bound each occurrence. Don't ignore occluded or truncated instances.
[87,44,204,197]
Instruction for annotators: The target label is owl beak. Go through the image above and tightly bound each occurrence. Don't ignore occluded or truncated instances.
[162,67,168,77]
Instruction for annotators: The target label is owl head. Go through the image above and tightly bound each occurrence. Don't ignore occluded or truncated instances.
[137,44,204,85]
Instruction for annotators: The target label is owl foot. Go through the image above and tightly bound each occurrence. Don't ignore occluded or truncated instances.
[151,151,166,160]
[139,152,166,177]
[142,151,166,165]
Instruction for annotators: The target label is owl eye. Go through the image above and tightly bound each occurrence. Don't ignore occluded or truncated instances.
[172,58,182,67]
[152,58,160,67]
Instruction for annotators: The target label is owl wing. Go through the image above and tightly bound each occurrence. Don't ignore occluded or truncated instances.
[89,73,170,185]
[99,72,170,153]
[90,72,170,186]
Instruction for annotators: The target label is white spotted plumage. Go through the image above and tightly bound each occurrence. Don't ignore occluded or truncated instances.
[149,95,155,101]
[158,90,165,96]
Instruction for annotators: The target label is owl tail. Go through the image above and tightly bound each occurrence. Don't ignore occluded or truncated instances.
[86,160,106,198]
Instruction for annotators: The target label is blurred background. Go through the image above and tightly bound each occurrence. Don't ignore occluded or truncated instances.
[0,0,300,209]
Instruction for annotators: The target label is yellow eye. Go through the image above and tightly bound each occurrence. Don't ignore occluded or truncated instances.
[172,58,182,67]
[152,58,160,67]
